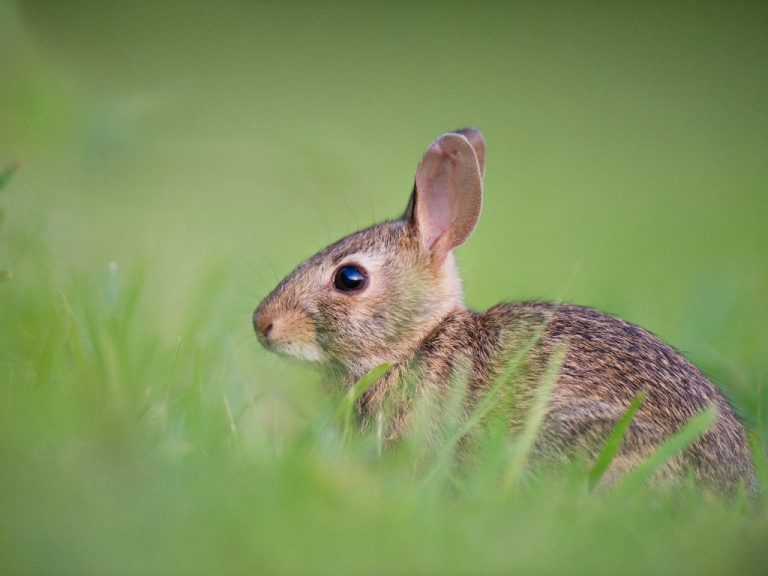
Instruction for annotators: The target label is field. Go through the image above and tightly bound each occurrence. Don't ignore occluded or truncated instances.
[2,1,768,574]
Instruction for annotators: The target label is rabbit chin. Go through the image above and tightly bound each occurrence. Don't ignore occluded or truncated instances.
[272,340,326,363]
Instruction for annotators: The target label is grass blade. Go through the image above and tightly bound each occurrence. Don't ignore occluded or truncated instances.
[336,363,394,417]
[419,313,558,487]
[616,404,718,493]
[747,433,767,494]
[336,363,393,440]
[445,309,558,449]
[588,392,647,491]
[503,342,567,493]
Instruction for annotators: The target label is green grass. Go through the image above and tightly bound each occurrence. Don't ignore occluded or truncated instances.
[2,1,768,574]
[1,257,765,575]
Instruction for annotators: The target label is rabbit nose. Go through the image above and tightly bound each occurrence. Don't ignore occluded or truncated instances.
[253,309,274,342]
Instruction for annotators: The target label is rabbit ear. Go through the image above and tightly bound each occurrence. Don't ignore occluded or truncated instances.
[455,127,486,177]
[404,132,483,254]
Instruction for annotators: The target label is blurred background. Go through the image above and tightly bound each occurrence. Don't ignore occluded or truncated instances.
[3,0,766,360]
[1,1,767,573]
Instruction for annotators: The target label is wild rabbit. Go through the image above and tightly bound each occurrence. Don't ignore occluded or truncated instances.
[253,128,755,493]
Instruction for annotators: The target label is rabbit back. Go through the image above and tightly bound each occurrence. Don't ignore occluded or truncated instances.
[483,302,754,492]
[359,301,755,493]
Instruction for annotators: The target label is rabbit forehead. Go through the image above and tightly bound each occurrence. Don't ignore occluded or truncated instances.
[298,220,416,277]
[316,220,414,264]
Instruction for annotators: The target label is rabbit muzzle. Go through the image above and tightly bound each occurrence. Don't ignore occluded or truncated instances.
[253,302,325,362]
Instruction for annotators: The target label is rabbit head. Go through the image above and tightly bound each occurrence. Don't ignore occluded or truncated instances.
[253,128,485,378]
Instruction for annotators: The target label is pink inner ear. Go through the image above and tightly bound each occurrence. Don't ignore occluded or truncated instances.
[414,136,480,252]
[416,154,454,248]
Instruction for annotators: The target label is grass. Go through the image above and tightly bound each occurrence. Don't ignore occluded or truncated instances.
[2,1,768,574]
[1,253,765,575]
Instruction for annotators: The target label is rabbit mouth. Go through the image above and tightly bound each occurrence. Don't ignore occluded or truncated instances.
[270,340,326,363]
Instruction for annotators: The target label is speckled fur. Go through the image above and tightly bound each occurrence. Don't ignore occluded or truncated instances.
[254,130,755,495]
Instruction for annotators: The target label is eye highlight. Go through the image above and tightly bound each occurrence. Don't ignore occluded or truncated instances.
[333,265,368,292]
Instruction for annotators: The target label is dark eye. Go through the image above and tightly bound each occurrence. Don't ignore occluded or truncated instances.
[334,265,368,292]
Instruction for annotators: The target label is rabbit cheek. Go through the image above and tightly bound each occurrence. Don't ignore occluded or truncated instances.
[313,292,387,366]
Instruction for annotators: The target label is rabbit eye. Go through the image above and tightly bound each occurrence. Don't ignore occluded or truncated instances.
[334,265,368,292]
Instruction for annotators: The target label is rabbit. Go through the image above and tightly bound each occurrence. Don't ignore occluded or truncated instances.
[253,128,755,494]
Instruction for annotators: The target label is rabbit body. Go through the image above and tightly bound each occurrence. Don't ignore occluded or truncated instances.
[362,298,754,491]
[254,129,755,493]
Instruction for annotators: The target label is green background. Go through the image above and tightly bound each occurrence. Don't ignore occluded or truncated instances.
[2,1,767,574]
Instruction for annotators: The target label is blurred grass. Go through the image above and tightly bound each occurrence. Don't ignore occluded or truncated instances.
[1,0,768,574]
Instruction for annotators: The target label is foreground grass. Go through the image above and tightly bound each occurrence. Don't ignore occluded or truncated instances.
[1,211,767,575]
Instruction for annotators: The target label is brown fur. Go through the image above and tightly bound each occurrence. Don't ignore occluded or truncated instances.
[253,129,755,495]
